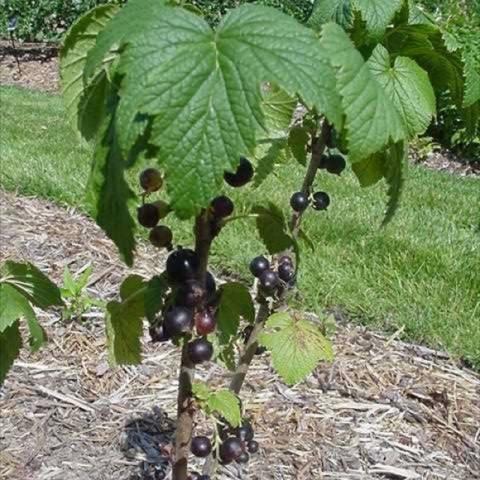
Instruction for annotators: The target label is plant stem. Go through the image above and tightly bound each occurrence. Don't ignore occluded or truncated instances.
[173,210,213,480]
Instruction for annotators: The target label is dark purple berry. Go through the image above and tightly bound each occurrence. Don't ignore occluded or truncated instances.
[278,255,293,267]
[224,157,254,187]
[163,307,193,336]
[247,440,259,454]
[176,280,205,308]
[211,195,234,218]
[312,191,330,211]
[278,262,295,283]
[249,256,270,278]
[149,225,173,248]
[236,423,254,442]
[191,436,212,458]
[220,437,243,463]
[188,338,213,364]
[237,451,249,464]
[137,204,160,228]
[149,323,170,343]
[259,270,279,292]
[290,192,309,212]
[195,310,216,335]
[139,168,163,192]
[325,154,346,175]
[166,248,199,283]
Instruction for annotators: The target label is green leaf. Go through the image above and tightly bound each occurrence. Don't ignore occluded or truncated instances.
[115,4,342,217]
[0,283,34,332]
[0,321,22,386]
[105,275,146,365]
[259,312,334,385]
[206,389,242,428]
[217,283,254,343]
[308,0,354,31]
[464,52,480,108]
[62,266,76,293]
[77,266,93,291]
[2,261,63,308]
[252,202,293,254]
[253,139,287,188]
[192,381,211,401]
[144,275,169,323]
[351,152,384,187]
[83,0,169,82]
[87,100,137,266]
[25,315,47,353]
[382,141,406,226]
[261,84,297,135]
[288,126,309,166]
[368,45,436,138]
[320,23,405,163]
[60,4,119,138]
[352,0,403,37]
[298,228,315,252]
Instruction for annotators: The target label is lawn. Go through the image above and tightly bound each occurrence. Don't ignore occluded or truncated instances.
[1,85,479,368]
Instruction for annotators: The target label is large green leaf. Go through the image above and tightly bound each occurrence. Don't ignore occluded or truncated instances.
[105,275,145,365]
[115,5,342,217]
[1,261,63,308]
[253,139,288,188]
[60,4,119,139]
[206,389,242,428]
[353,0,403,37]
[144,275,169,323]
[320,23,405,163]
[0,321,22,386]
[463,52,480,108]
[288,126,309,166]
[252,203,293,254]
[382,141,406,226]
[217,282,255,343]
[368,45,435,138]
[308,0,354,31]
[259,312,333,385]
[86,101,137,266]
[261,84,297,136]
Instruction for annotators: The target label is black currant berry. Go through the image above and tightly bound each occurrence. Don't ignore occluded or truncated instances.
[247,440,259,454]
[249,256,270,278]
[149,323,170,343]
[220,437,243,464]
[176,280,205,308]
[137,204,160,228]
[259,270,279,292]
[318,154,329,169]
[224,157,254,187]
[211,195,234,218]
[166,248,199,283]
[163,307,193,337]
[237,451,249,464]
[149,225,173,249]
[191,436,212,458]
[195,310,216,336]
[312,191,330,211]
[139,168,163,192]
[290,192,309,212]
[278,262,295,283]
[188,338,213,364]
[325,154,346,175]
[236,423,254,442]
[278,255,293,267]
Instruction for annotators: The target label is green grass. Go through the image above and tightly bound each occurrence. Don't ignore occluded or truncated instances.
[2,85,480,368]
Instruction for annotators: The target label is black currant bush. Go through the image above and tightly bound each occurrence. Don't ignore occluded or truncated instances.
[55,0,479,479]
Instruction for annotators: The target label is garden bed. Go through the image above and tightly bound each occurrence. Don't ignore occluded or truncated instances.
[1,189,479,480]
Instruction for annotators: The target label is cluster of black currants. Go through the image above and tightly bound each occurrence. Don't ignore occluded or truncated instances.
[190,421,259,468]
[137,168,174,249]
[249,254,295,296]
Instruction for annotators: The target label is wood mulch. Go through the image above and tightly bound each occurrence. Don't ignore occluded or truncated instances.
[1,189,479,480]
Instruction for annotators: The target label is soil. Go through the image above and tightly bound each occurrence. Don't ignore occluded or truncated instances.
[1,189,479,480]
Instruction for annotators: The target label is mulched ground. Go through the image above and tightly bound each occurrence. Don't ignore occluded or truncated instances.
[1,189,479,480]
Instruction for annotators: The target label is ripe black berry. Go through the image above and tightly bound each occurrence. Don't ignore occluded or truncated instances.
[259,270,279,293]
[163,307,193,337]
[166,248,199,283]
[220,437,243,463]
[247,440,259,454]
[149,225,173,249]
[224,157,254,187]
[137,204,160,228]
[236,423,254,442]
[318,154,329,169]
[325,154,346,175]
[195,310,216,335]
[149,323,170,343]
[249,256,270,278]
[290,192,309,212]
[191,436,212,458]
[312,191,330,211]
[278,262,295,283]
[188,338,213,364]
[237,451,249,464]
[139,168,163,192]
[278,255,293,267]
[211,195,234,218]
[176,280,205,308]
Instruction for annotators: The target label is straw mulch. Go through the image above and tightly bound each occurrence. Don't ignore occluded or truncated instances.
[0,189,479,480]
